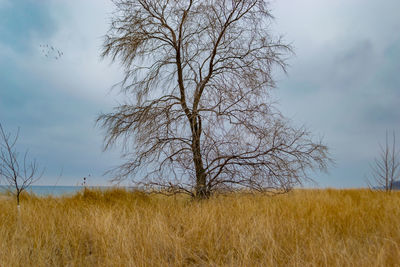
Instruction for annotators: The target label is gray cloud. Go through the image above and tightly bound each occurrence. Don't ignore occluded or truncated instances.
[1,0,399,187]
[272,0,400,187]
[0,0,124,186]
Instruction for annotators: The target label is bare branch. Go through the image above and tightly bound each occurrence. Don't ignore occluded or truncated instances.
[98,0,330,198]
[0,123,43,206]
[368,130,400,192]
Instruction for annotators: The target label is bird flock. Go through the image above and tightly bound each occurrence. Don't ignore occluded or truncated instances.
[40,44,63,60]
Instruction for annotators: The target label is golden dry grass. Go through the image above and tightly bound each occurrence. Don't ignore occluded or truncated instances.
[0,188,399,266]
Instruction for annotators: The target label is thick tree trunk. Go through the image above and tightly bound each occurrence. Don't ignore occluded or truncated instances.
[175,32,209,198]
[191,117,209,199]
[193,144,208,198]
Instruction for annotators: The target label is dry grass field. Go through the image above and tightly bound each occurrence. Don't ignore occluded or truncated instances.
[0,188,399,266]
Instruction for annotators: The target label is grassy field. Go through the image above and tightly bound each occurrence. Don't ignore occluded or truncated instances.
[0,188,399,266]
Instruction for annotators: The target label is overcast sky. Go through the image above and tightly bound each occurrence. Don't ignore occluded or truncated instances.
[0,0,399,187]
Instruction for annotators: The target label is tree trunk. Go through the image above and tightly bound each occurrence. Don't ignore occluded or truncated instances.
[193,148,208,198]
[191,118,209,199]
[16,191,20,206]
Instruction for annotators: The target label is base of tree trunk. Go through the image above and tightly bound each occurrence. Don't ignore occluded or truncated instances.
[195,186,210,199]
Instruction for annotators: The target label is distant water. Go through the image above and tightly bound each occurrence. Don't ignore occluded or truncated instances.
[0,185,114,197]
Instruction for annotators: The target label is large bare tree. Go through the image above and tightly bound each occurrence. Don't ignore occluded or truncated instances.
[98,0,329,198]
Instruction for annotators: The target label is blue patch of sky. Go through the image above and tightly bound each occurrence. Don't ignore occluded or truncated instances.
[0,0,56,52]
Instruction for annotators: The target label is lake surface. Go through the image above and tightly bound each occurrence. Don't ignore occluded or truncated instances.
[0,186,115,196]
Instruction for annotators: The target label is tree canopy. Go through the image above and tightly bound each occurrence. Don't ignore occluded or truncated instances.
[98,0,330,198]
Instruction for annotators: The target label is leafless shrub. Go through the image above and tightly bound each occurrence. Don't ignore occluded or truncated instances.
[98,0,330,198]
[368,131,400,192]
[0,123,43,206]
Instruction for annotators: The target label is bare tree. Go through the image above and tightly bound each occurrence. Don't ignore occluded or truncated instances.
[98,0,330,198]
[0,123,43,206]
[368,131,400,192]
